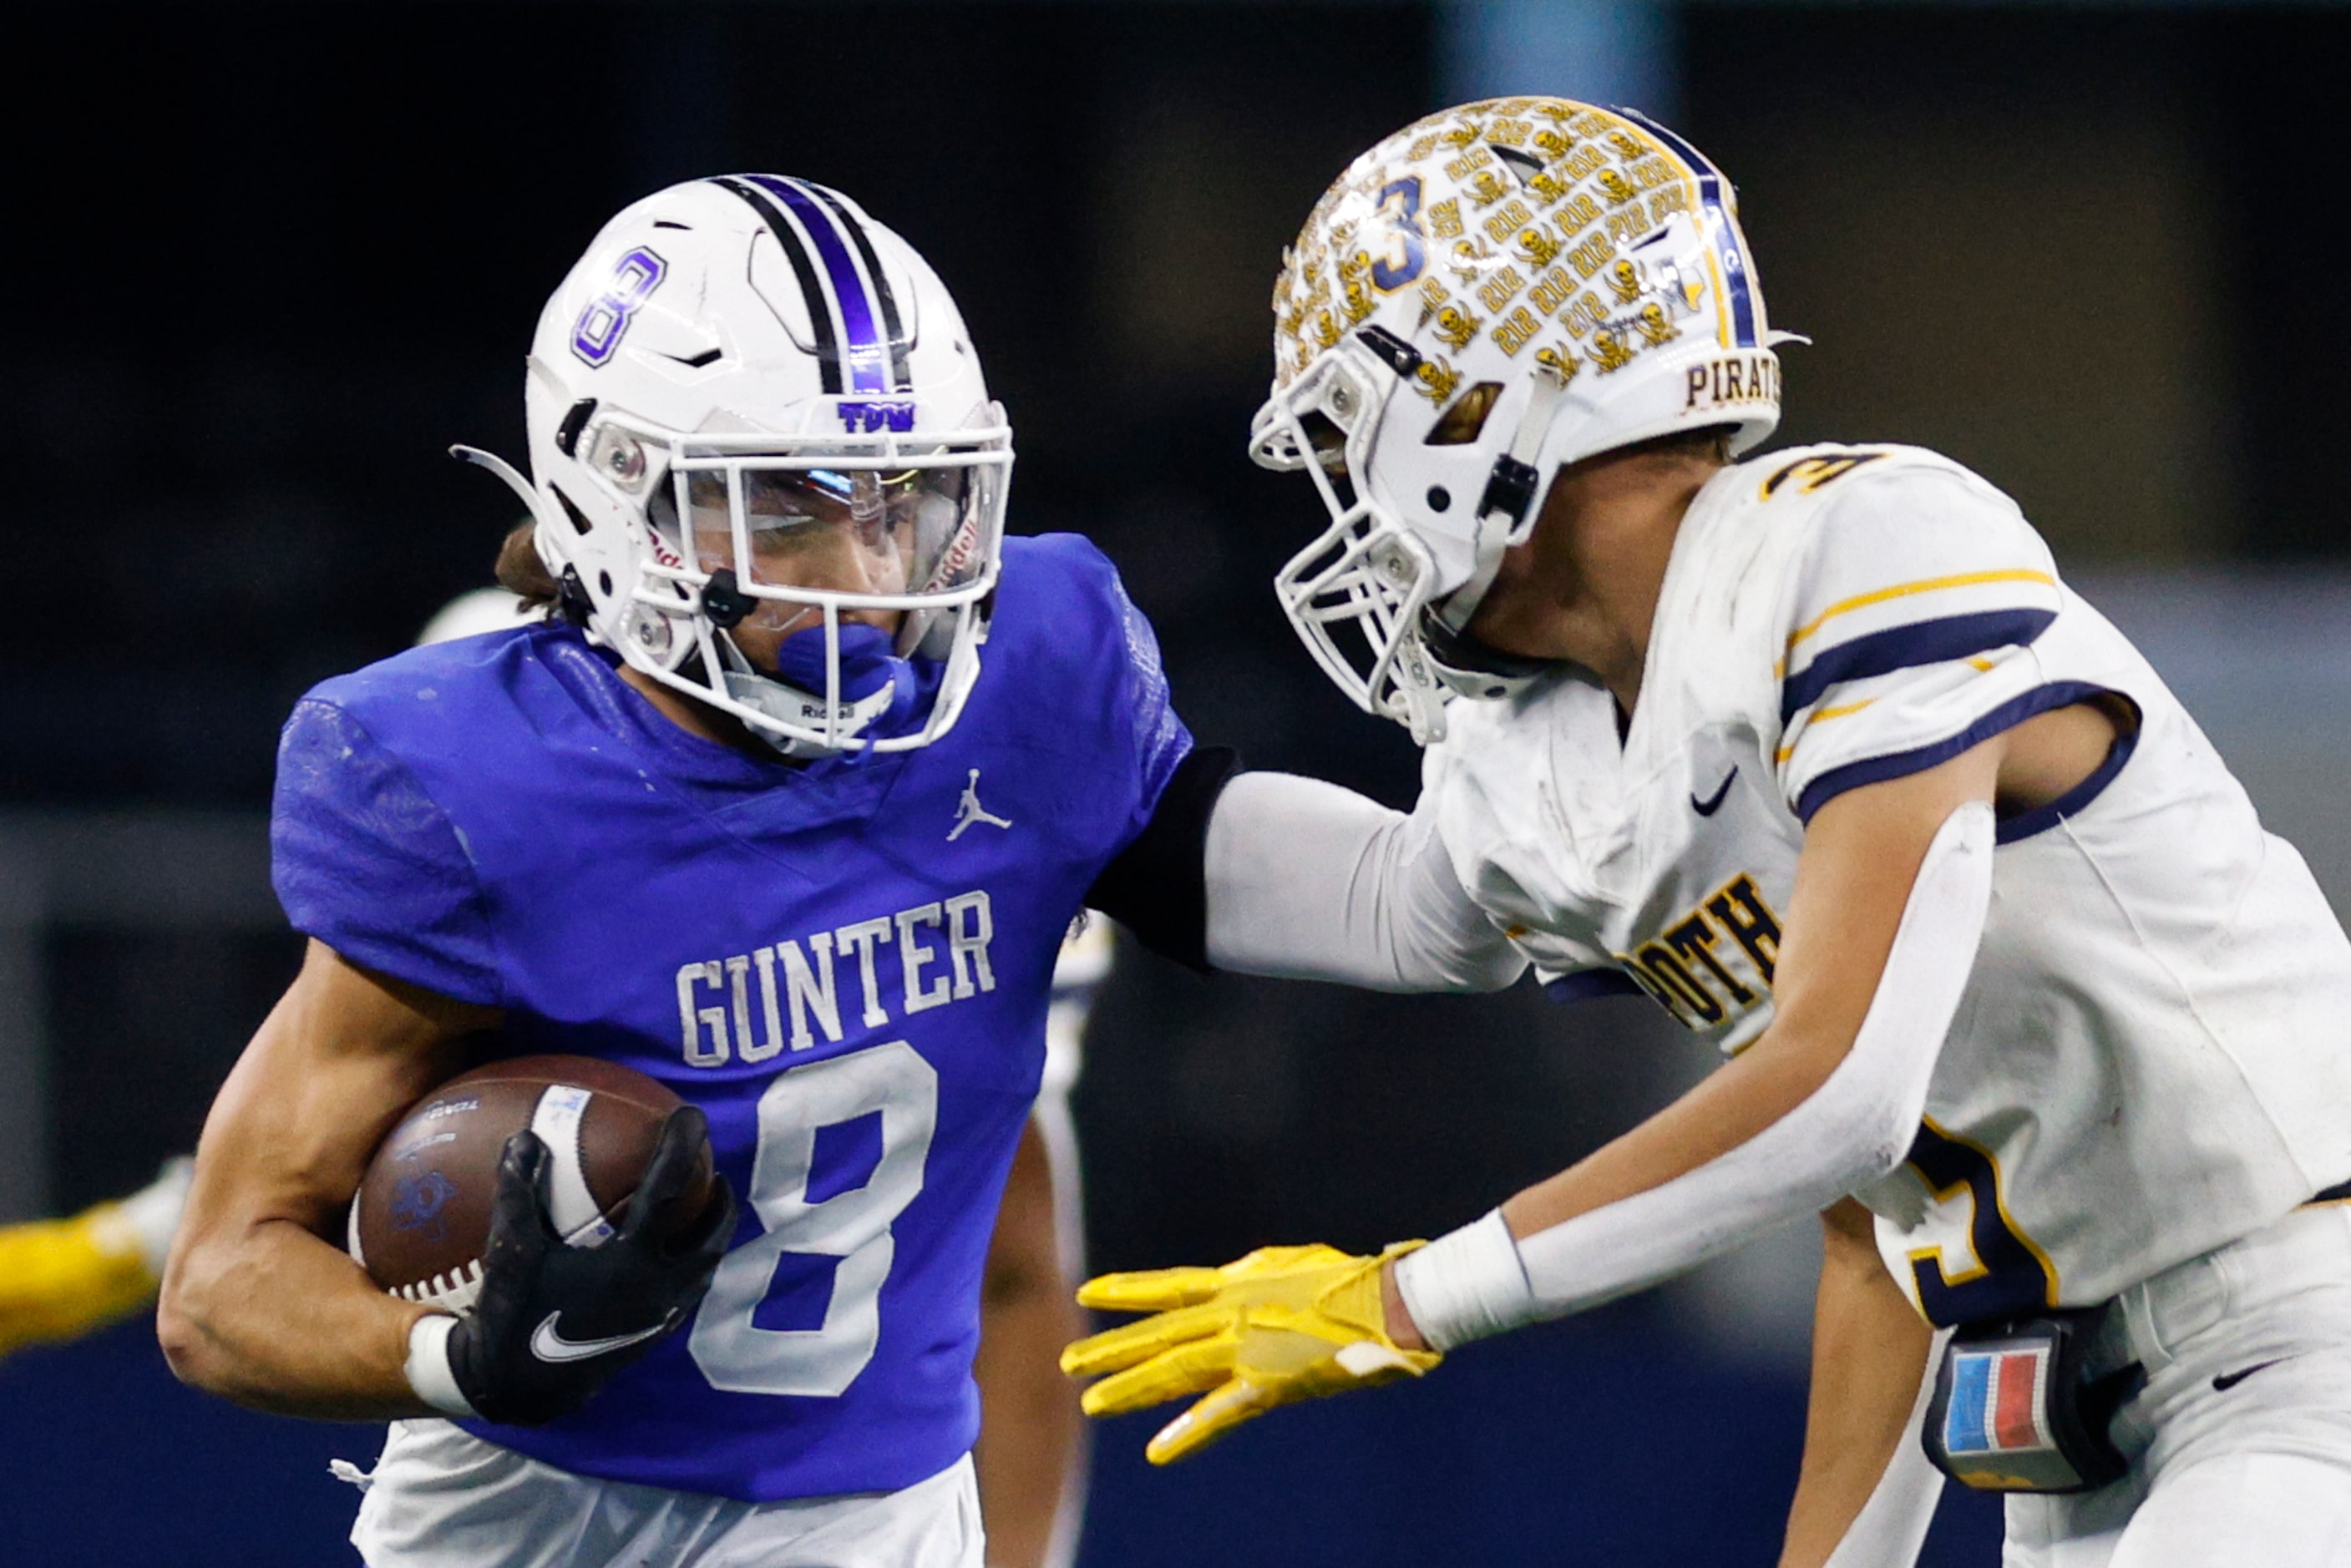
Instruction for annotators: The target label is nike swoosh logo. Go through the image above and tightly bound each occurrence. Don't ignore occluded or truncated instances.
[1691,766,1738,817]
[2212,1358,2283,1393]
[529,1309,676,1364]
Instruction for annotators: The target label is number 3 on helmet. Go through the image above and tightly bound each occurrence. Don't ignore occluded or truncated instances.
[1251,99,1794,745]
[459,175,1014,760]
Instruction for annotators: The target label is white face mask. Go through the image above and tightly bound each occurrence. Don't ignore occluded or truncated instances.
[632,445,1005,756]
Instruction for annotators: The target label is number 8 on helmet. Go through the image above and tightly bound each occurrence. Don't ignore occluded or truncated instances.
[462,175,1014,760]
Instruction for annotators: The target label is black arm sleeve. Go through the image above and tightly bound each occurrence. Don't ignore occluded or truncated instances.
[1084,746,1242,974]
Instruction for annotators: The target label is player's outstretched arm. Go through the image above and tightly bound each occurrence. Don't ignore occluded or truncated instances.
[1068,754,1990,1460]
[1407,700,2120,1341]
[1071,704,2120,1461]
[1203,772,1527,994]
[1066,759,1987,1462]
[1779,1199,1940,1568]
[158,938,495,1419]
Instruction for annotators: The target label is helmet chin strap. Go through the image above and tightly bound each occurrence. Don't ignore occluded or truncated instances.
[1431,367,1569,637]
[1431,510,1512,639]
[717,621,919,760]
[1418,610,1558,704]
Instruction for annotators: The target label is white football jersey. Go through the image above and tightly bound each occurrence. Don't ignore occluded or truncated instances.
[1426,442,2351,1326]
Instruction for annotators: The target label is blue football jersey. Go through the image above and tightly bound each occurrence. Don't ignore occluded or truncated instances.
[272,534,1189,1501]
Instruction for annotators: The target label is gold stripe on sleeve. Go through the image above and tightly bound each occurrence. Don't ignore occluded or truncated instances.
[1775,696,1878,763]
[1782,569,2058,658]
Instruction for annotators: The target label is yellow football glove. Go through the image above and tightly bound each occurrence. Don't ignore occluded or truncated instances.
[0,1204,160,1358]
[1060,1241,1441,1464]
[0,1157,190,1360]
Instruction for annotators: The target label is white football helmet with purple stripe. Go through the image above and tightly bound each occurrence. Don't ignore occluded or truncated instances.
[462,175,1011,757]
[1250,99,1786,744]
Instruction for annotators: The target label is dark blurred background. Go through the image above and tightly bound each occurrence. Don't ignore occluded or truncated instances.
[5,2,2350,1563]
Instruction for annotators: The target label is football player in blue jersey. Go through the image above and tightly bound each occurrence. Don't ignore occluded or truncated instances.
[154,175,1256,1568]
[0,574,1096,1568]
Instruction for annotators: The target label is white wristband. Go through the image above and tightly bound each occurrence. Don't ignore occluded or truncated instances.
[1391,1209,1538,1353]
[404,1313,479,1419]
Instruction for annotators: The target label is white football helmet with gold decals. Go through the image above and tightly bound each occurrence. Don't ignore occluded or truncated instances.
[1250,99,1786,743]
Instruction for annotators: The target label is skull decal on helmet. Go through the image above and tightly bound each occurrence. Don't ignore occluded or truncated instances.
[1251,99,1786,744]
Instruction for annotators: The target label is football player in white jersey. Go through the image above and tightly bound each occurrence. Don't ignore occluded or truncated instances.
[1064,99,2351,1566]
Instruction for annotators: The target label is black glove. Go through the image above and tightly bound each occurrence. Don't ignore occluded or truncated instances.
[446,1106,736,1426]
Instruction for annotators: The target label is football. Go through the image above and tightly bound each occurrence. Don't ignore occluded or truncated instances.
[347,1055,715,1314]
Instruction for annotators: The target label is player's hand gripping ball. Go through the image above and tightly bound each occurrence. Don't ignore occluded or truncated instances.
[1060,1242,1442,1464]
[351,1056,737,1425]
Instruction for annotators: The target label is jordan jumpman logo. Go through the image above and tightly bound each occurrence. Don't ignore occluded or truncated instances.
[948,770,1014,841]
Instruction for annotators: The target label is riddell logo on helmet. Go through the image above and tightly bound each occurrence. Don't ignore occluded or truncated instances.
[839,401,917,433]
[919,520,982,594]
[1685,353,1780,412]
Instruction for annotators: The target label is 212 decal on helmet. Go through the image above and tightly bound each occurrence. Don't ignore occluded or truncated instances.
[1252,100,1799,744]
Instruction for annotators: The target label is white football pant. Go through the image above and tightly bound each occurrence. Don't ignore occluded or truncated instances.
[2005,1202,2351,1565]
[349,1421,982,1568]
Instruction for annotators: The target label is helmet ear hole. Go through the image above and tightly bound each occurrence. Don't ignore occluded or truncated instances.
[552,486,595,536]
[555,398,598,458]
[1296,412,1352,492]
[1426,382,1502,447]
